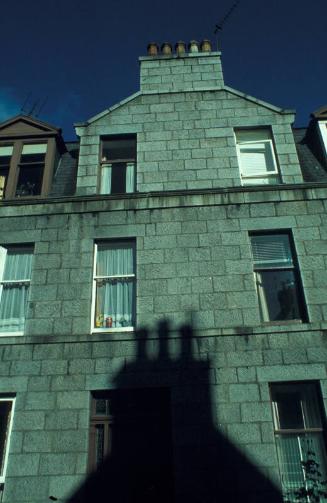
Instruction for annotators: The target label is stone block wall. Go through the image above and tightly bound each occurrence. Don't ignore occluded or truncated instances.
[0,184,326,501]
[0,189,322,336]
[1,328,327,502]
[76,90,302,195]
[139,52,224,92]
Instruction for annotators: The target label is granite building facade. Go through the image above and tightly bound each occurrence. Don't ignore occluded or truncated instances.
[0,41,327,502]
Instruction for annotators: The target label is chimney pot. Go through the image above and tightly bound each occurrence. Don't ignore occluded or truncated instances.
[200,39,211,52]
[188,40,199,53]
[147,43,159,56]
[161,42,173,55]
[175,41,186,55]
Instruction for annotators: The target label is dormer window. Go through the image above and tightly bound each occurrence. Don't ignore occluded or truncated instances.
[0,141,51,199]
[0,115,65,200]
[99,135,136,194]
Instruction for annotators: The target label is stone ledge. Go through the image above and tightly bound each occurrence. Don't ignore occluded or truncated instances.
[0,182,326,217]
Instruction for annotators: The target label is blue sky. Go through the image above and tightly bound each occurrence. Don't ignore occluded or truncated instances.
[1,0,326,139]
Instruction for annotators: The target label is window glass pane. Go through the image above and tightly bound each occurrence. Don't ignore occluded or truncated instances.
[251,234,293,268]
[274,391,304,429]
[301,385,323,428]
[15,164,44,196]
[0,146,13,158]
[22,144,47,154]
[240,142,275,175]
[0,401,12,476]
[100,164,112,194]
[95,399,108,415]
[111,163,126,194]
[21,144,47,163]
[0,171,8,199]
[126,163,135,193]
[0,146,12,168]
[0,285,29,332]
[255,270,302,321]
[94,243,135,329]
[96,244,134,276]
[95,424,105,466]
[276,434,327,501]
[95,279,134,328]
[2,248,33,281]
[236,129,272,142]
[0,248,32,332]
[272,384,322,429]
[102,137,136,161]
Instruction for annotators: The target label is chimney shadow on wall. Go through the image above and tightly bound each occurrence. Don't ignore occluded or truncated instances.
[68,320,282,503]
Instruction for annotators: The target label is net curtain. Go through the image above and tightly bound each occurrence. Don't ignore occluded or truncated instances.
[100,163,135,194]
[0,248,32,332]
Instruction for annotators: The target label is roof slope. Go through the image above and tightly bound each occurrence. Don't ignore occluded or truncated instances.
[293,127,327,181]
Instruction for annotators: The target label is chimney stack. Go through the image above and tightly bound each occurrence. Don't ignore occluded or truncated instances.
[140,39,224,93]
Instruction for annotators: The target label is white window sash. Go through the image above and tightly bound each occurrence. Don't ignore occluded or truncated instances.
[237,140,278,177]
[91,243,135,333]
[235,130,280,184]
[0,247,32,334]
[0,398,15,483]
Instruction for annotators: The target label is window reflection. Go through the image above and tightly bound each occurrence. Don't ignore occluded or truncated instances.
[251,233,306,322]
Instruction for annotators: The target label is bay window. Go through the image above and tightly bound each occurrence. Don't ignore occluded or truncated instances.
[250,233,306,322]
[271,383,327,502]
[100,135,136,195]
[0,245,33,334]
[92,241,135,332]
[235,129,280,185]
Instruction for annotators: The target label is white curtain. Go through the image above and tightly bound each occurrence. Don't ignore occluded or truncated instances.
[100,164,112,194]
[255,271,270,321]
[96,245,134,328]
[126,163,135,193]
[0,248,32,332]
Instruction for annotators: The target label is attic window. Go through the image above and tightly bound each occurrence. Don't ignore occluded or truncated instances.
[0,139,56,200]
[99,135,136,194]
[235,129,280,185]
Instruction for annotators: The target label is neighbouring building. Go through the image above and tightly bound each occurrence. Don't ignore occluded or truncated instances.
[0,40,327,503]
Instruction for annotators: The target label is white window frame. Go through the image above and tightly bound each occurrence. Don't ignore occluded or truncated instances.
[0,245,33,337]
[91,241,136,334]
[271,383,327,501]
[235,130,280,185]
[250,232,306,323]
[317,121,327,163]
[0,397,15,483]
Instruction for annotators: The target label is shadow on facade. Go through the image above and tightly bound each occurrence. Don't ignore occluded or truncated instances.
[68,320,282,503]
